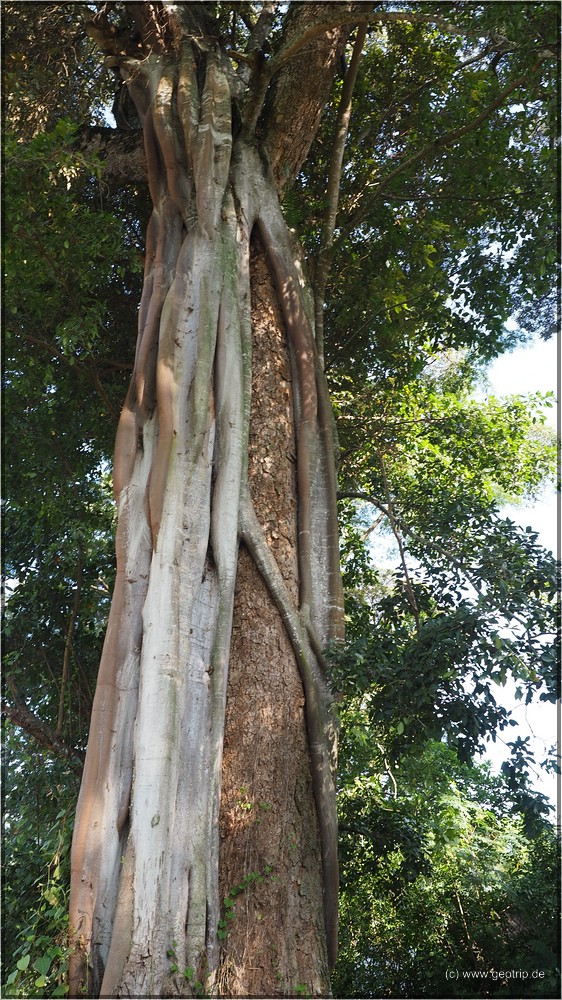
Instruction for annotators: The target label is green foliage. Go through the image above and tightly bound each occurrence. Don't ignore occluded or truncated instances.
[4,121,143,376]
[166,943,208,997]
[2,3,114,138]
[217,867,274,942]
[298,3,558,378]
[2,2,559,996]
[2,724,76,997]
[2,120,143,992]
[333,741,560,999]
[330,348,558,802]
[332,334,560,991]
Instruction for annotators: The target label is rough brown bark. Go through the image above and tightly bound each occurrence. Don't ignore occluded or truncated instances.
[264,2,352,192]
[77,125,146,185]
[217,237,329,997]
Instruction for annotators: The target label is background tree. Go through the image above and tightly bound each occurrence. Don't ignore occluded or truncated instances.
[2,3,559,998]
[334,740,560,999]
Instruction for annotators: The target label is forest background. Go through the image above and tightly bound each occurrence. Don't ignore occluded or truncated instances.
[2,2,560,998]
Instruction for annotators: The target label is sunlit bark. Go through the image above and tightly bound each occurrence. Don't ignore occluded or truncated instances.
[70,7,348,997]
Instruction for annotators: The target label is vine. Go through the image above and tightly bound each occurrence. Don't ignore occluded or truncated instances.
[217,867,275,943]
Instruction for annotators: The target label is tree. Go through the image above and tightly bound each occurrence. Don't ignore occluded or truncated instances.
[2,3,559,998]
[68,5,352,995]
[334,739,560,998]
[2,725,77,999]
[332,361,558,780]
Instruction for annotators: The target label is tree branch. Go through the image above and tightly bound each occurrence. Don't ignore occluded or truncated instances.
[339,490,546,644]
[377,453,421,629]
[245,1,277,55]
[2,687,85,772]
[314,22,367,369]
[368,56,548,204]
[267,8,497,77]
[57,542,84,735]
[228,2,277,88]
[259,3,360,193]
[337,490,487,600]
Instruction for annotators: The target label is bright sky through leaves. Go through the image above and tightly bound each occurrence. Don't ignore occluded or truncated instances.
[481,333,558,811]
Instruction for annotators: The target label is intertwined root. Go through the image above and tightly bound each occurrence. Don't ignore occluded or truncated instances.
[70,40,342,997]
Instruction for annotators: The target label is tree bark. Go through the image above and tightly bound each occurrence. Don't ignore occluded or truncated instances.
[216,234,329,997]
[77,125,146,186]
[69,6,350,996]
[264,2,352,193]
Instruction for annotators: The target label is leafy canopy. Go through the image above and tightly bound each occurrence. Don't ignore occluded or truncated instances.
[1,2,559,996]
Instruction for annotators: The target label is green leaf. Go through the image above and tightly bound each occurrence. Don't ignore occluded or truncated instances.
[34,954,52,976]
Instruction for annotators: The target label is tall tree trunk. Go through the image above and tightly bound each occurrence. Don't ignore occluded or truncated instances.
[69,6,348,997]
[215,233,331,997]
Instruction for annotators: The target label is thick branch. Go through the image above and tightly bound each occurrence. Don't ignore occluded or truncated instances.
[263,2,358,194]
[267,7,516,71]
[245,0,277,55]
[2,694,85,772]
[77,125,146,185]
[128,1,170,55]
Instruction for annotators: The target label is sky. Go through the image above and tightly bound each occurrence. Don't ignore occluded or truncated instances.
[486,338,557,549]
[368,332,559,811]
[478,333,559,815]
